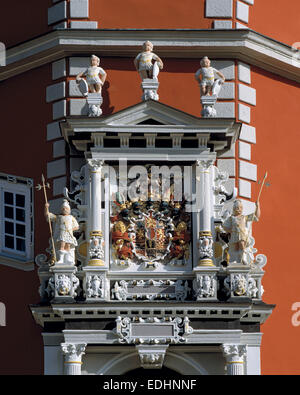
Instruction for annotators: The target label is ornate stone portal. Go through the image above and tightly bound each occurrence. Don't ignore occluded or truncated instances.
[32,100,273,375]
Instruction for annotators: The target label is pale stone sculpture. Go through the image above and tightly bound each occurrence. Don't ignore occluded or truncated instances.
[223,199,261,265]
[134,41,163,81]
[195,56,225,96]
[75,55,106,116]
[134,41,163,101]
[76,54,107,95]
[45,199,79,265]
[195,56,225,117]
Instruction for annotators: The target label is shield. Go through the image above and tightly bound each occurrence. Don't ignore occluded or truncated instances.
[78,78,88,96]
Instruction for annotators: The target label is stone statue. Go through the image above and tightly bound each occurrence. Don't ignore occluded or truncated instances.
[169,221,190,260]
[222,199,261,265]
[195,56,225,97]
[134,41,164,81]
[76,54,107,95]
[112,221,133,260]
[45,199,79,265]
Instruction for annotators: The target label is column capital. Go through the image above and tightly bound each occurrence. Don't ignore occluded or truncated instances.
[87,159,104,171]
[196,159,215,170]
[221,344,247,375]
[61,342,86,362]
[61,343,86,375]
[222,344,247,361]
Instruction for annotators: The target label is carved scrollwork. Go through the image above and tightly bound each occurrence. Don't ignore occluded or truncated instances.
[111,279,190,301]
[115,316,188,345]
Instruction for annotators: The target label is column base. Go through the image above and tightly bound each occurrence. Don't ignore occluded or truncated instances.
[197,258,215,267]
[88,259,105,266]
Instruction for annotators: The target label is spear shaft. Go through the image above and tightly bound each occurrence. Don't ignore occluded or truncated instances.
[257,171,268,203]
[41,175,56,262]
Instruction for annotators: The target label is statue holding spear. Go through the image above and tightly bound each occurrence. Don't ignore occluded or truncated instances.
[37,175,79,265]
[222,172,268,265]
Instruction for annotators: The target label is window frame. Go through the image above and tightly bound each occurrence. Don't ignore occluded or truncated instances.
[0,173,34,262]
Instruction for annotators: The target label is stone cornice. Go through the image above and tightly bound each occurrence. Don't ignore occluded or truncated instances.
[60,100,240,152]
[30,301,275,328]
[1,29,300,82]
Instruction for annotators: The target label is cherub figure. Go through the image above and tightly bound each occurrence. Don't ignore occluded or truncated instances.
[134,41,164,81]
[76,55,107,95]
[223,199,261,265]
[195,56,225,96]
[45,199,79,264]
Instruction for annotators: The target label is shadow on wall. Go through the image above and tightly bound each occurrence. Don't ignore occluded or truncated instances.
[101,80,115,115]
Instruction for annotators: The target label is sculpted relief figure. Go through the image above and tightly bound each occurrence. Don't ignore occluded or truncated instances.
[112,220,133,261]
[223,199,261,265]
[76,54,107,96]
[195,56,225,97]
[45,199,79,265]
[134,41,164,81]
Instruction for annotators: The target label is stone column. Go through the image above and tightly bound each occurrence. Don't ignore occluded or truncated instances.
[196,159,215,267]
[222,344,247,375]
[61,343,86,375]
[87,159,104,266]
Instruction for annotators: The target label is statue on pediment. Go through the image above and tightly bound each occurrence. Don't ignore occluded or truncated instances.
[76,54,107,95]
[134,41,164,81]
[134,41,164,101]
[75,55,106,117]
[195,56,225,97]
[195,56,226,117]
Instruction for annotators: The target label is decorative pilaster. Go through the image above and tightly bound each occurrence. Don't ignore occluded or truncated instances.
[224,264,251,301]
[222,344,247,375]
[193,268,218,301]
[47,265,79,303]
[61,343,86,375]
[87,159,104,266]
[82,269,109,301]
[196,159,215,267]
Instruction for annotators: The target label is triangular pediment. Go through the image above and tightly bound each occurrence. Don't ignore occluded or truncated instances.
[95,100,202,127]
[61,100,240,153]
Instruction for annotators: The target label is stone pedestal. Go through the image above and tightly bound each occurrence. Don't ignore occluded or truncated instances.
[87,93,103,117]
[222,344,247,375]
[249,272,264,300]
[225,264,251,301]
[141,78,159,101]
[82,266,109,302]
[193,267,218,301]
[201,95,217,118]
[61,343,86,375]
[47,264,79,303]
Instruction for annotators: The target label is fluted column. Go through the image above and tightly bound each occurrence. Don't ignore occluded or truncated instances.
[61,343,86,375]
[196,159,215,267]
[222,344,247,375]
[87,159,104,266]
